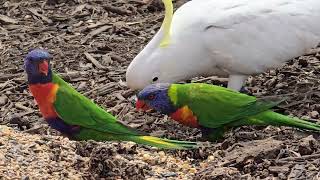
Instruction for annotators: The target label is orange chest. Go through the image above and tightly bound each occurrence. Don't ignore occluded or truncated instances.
[29,83,59,119]
[170,106,199,128]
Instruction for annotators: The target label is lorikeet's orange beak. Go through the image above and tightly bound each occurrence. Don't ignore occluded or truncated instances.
[136,100,152,111]
[39,60,49,76]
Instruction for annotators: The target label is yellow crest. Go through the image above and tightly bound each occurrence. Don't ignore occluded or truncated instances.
[159,0,173,48]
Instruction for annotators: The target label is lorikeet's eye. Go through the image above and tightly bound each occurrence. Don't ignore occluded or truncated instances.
[148,94,155,100]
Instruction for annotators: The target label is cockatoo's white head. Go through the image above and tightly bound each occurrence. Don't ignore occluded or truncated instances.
[127,0,175,90]
[126,45,186,90]
[126,0,211,90]
[126,34,212,90]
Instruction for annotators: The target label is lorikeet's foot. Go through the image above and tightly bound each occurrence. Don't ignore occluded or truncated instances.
[239,86,252,95]
[200,127,225,142]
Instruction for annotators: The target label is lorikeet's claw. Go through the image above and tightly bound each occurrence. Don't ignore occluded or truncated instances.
[239,86,252,95]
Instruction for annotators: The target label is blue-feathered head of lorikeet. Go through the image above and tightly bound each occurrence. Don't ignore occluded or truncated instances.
[24,49,52,84]
[136,83,177,115]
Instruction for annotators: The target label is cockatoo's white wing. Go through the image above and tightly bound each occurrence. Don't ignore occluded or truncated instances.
[195,0,320,89]
[199,0,320,74]
[126,0,320,90]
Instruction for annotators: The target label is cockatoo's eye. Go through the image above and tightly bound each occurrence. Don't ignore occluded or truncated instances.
[148,94,155,100]
[152,77,158,82]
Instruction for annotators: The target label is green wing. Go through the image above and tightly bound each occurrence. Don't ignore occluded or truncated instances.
[52,73,141,136]
[174,83,283,128]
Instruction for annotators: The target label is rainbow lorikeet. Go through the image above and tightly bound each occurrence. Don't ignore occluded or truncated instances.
[24,49,197,149]
[136,83,320,140]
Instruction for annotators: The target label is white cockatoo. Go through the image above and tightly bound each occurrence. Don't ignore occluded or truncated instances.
[126,0,320,91]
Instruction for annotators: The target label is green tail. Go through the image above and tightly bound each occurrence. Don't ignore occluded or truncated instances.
[74,128,197,149]
[128,135,197,149]
[232,110,320,131]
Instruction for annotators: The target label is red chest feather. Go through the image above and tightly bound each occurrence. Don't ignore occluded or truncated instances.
[29,83,59,119]
[170,106,200,128]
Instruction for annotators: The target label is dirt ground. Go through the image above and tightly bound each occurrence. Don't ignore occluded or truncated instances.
[1,0,320,179]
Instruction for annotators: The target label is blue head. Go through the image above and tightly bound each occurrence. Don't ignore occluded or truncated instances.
[24,49,52,84]
[136,83,177,115]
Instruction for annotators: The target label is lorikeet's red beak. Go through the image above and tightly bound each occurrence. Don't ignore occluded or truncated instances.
[38,60,49,76]
[136,100,152,111]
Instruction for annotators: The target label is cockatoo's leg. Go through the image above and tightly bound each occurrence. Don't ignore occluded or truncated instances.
[227,74,248,91]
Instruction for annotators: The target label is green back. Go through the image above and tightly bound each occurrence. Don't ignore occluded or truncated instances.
[171,83,282,128]
[52,73,141,136]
